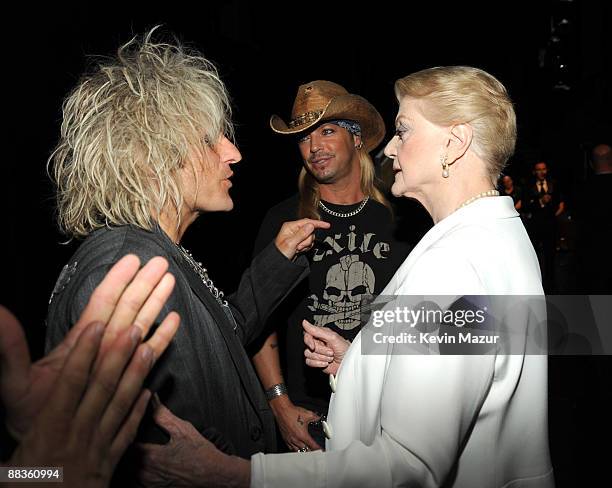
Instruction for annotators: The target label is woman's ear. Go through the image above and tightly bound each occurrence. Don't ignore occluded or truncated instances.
[446,123,473,163]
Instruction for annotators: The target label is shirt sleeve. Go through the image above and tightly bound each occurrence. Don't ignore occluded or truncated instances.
[250,249,497,487]
[251,354,495,487]
[229,241,309,346]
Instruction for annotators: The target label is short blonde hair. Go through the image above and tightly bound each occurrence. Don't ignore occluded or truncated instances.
[394,66,516,179]
[50,28,233,238]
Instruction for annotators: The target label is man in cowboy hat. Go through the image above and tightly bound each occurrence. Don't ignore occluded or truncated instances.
[250,80,410,453]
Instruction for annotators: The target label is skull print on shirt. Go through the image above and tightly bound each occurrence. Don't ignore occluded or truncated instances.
[307,223,390,331]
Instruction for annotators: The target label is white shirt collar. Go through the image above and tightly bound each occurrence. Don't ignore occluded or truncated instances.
[392,196,517,280]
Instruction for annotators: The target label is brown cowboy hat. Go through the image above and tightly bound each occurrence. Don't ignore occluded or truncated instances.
[270,80,385,151]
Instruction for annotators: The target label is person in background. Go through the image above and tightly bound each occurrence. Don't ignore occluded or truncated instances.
[576,142,612,292]
[251,81,410,452]
[499,174,522,211]
[526,160,565,292]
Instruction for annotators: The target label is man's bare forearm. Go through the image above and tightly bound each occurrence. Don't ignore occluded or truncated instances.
[252,331,285,390]
[252,331,296,415]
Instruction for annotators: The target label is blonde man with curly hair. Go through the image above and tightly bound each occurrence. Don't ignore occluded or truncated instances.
[45,28,328,481]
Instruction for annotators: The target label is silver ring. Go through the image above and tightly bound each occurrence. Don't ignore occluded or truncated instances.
[297,446,310,452]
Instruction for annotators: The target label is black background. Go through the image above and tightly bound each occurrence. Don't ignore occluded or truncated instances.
[3,1,611,485]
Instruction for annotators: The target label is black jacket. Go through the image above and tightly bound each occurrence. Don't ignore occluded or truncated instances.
[45,224,308,459]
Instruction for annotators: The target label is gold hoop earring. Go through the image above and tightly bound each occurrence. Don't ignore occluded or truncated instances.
[441,155,449,178]
[355,141,363,150]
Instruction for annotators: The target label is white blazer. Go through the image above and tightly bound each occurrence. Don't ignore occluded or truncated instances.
[252,196,554,487]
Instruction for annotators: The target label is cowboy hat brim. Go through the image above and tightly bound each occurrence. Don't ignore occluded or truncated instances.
[270,93,385,152]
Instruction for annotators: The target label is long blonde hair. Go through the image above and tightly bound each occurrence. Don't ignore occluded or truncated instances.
[49,28,233,238]
[298,150,391,220]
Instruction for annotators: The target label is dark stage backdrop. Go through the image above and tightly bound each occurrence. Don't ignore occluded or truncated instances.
[3,2,610,486]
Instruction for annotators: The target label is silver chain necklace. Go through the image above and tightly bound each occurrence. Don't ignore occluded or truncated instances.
[176,244,229,307]
[318,196,369,218]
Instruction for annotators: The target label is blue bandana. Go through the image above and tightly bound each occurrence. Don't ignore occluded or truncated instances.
[326,119,362,137]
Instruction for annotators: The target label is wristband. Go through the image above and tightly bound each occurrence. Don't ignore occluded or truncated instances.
[265,383,288,401]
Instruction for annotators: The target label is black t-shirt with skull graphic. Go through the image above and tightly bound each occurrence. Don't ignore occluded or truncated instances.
[251,194,410,414]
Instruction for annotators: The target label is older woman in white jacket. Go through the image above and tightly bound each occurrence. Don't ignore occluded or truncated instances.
[140,67,554,488]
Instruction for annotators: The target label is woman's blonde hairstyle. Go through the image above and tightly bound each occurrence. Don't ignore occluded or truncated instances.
[394,66,516,180]
[50,28,233,238]
[298,149,391,220]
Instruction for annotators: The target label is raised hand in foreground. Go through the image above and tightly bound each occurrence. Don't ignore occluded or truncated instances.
[1,255,180,488]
